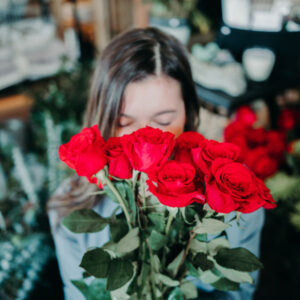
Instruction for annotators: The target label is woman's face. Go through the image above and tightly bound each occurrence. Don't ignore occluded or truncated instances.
[115,75,186,138]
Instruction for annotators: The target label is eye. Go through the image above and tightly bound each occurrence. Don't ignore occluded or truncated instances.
[156,121,171,126]
[118,122,132,128]
[117,116,134,128]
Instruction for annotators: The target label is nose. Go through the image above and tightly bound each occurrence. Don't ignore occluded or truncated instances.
[137,121,150,130]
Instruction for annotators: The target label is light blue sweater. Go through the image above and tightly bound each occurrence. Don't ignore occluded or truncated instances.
[49,194,264,300]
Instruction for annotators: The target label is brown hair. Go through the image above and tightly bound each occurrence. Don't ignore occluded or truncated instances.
[48,27,200,217]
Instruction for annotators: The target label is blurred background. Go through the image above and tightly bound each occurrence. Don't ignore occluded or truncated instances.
[0,0,300,299]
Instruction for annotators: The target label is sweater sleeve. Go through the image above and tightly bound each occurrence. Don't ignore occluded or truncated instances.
[48,210,87,300]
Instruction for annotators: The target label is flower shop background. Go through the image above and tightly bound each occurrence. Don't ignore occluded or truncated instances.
[1,0,300,299]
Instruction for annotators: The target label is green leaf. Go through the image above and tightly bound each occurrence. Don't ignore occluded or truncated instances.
[106,259,134,291]
[153,255,161,273]
[103,185,119,204]
[190,239,207,254]
[157,273,179,287]
[167,287,184,300]
[110,219,128,242]
[214,261,253,284]
[179,207,194,224]
[71,280,89,297]
[185,261,200,278]
[148,212,165,233]
[194,218,229,235]
[214,247,263,272]
[117,227,140,253]
[211,278,240,291]
[137,262,150,290]
[124,181,136,222]
[180,281,198,299]
[114,181,129,208]
[207,238,230,256]
[80,248,111,278]
[193,253,214,271]
[167,250,184,277]
[62,209,108,233]
[149,230,167,251]
[195,233,207,242]
[199,269,220,284]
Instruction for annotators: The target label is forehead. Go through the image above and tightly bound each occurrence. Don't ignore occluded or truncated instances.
[121,75,183,115]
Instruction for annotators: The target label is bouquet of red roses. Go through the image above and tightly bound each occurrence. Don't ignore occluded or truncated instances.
[59,125,276,299]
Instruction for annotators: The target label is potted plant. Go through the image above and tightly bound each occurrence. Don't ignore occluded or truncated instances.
[145,0,198,45]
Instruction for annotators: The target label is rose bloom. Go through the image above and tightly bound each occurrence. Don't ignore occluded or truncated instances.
[121,127,175,174]
[246,127,268,148]
[105,137,132,179]
[192,140,241,176]
[235,106,257,126]
[244,147,278,180]
[278,108,296,131]
[147,161,205,207]
[174,131,206,165]
[205,158,275,213]
[58,125,107,182]
[266,131,286,161]
[224,121,249,143]
[256,178,276,210]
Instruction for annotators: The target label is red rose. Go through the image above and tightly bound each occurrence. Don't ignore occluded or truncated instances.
[105,137,132,179]
[278,109,295,131]
[147,161,205,207]
[224,121,249,144]
[266,131,286,160]
[191,140,240,175]
[244,147,278,180]
[235,106,256,126]
[226,136,249,161]
[246,127,267,148]
[174,131,206,165]
[58,125,107,180]
[205,158,267,213]
[256,178,276,209]
[121,127,175,174]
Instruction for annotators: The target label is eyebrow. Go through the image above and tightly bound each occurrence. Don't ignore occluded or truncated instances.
[120,110,177,119]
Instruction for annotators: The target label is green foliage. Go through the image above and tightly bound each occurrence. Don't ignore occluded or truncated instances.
[59,167,264,298]
[211,278,240,291]
[214,247,263,272]
[80,248,111,278]
[193,253,214,271]
[106,259,134,291]
[72,279,111,300]
[63,209,108,233]
[149,230,167,250]
[194,218,229,235]
[117,227,140,253]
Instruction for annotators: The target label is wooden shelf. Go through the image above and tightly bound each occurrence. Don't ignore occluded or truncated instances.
[0,94,34,121]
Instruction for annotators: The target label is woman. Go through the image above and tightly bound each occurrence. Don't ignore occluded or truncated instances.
[48,27,264,300]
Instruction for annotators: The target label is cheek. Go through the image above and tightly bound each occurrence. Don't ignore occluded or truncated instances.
[165,125,184,139]
[165,112,186,138]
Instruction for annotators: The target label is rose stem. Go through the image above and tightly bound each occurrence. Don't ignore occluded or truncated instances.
[98,171,132,230]
[165,212,174,235]
[139,172,147,208]
[132,169,139,195]
[146,239,158,300]
[174,231,196,277]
